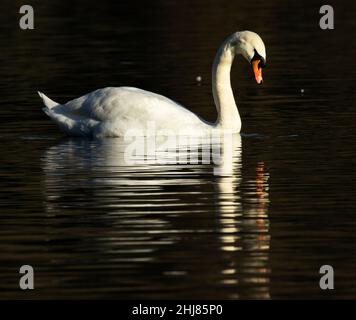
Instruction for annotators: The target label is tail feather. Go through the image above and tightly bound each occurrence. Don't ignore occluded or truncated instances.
[38,91,59,110]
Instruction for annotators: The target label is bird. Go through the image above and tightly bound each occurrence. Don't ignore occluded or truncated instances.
[39,30,266,138]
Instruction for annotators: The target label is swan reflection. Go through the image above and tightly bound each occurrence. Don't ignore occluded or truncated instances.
[42,134,270,299]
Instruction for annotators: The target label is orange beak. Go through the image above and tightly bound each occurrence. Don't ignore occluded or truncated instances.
[252,60,263,84]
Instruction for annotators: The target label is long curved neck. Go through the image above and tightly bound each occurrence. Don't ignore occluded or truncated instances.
[212,39,241,132]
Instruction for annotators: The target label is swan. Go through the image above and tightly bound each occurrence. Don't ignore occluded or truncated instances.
[39,30,266,138]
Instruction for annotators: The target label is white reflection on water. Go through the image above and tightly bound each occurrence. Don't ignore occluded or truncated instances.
[214,136,270,299]
[42,134,270,299]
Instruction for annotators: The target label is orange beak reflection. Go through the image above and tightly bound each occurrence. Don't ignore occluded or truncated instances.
[252,60,263,84]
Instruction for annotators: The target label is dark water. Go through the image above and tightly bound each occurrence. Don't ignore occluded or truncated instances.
[0,0,355,299]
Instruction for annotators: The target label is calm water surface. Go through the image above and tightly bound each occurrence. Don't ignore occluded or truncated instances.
[0,0,355,299]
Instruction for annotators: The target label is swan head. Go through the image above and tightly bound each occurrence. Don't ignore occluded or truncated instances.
[233,31,266,84]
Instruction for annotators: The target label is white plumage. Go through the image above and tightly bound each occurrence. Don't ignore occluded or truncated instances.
[40,87,210,137]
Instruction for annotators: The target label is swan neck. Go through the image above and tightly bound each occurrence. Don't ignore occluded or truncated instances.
[212,40,241,132]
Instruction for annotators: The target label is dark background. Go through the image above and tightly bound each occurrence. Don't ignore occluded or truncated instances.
[0,0,355,299]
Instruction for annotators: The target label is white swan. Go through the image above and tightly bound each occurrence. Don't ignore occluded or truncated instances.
[39,30,266,138]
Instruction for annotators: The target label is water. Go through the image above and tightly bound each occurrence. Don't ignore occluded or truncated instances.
[0,0,355,299]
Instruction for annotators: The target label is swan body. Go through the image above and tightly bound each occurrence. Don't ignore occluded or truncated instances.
[40,87,211,137]
[39,30,266,138]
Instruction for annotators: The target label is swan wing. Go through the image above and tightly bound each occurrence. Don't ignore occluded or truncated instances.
[40,87,209,136]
